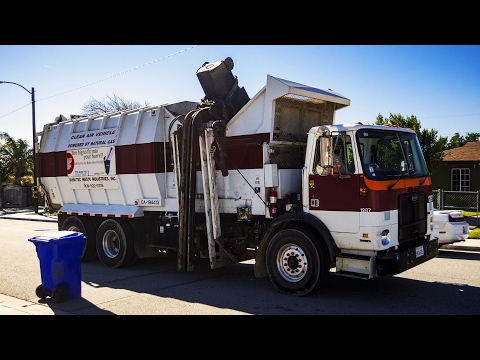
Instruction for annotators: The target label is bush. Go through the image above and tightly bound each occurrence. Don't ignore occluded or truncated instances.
[463,211,480,238]
[468,228,480,239]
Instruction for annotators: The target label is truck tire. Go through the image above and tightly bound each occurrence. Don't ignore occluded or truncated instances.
[96,219,137,268]
[61,216,98,261]
[266,228,329,296]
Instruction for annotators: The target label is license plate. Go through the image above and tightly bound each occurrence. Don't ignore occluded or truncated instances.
[415,246,424,258]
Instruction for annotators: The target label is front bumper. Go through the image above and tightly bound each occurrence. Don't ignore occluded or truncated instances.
[376,237,439,276]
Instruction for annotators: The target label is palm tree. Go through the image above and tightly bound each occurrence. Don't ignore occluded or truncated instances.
[0,134,13,209]
[0,132,33,185]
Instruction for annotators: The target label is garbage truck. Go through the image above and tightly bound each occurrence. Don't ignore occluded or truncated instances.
[36,57,439,296]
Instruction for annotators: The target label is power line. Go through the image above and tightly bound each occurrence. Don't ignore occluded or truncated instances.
[0,45,199,119]
[0,103,31,118]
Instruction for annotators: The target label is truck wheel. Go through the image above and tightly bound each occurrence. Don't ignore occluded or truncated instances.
[96,219,137,268]
[61,216,98,261]
[266,228,329,296]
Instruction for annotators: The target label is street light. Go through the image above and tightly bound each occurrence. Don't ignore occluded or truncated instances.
[0,81,38,213]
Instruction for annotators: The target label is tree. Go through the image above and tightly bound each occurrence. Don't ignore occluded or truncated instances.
[465,132,480,142]
[376,113,447,174]
[445,132,479,149]
[0,136,12,209]
[80,93,150,117]
[0,132,33,185]
[418,128,448,174]
[0,157,9,209]
[376,113,421,133]
[445,132,466,149]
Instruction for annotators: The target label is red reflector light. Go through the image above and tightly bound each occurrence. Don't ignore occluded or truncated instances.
[448,215,465,222]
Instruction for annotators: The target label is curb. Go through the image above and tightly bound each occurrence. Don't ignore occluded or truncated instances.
[440,244,480,252]
[0,214,57,223]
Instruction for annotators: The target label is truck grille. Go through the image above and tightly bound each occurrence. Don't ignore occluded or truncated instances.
[398,192,427,244]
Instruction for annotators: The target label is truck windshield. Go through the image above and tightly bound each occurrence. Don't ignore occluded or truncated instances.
[356,129,429,180]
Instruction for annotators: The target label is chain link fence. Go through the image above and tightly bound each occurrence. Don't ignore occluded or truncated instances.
[433,190,479,211]
[433,190,480,226]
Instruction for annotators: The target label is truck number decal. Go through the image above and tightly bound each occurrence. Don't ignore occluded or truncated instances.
[137,198,162,206]
[360,208,371,212]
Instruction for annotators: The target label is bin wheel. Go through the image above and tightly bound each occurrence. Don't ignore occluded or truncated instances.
[51,286,68,303]
[35,285,48,299]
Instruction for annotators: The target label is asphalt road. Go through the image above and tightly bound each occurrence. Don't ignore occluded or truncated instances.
[1,216,480,315]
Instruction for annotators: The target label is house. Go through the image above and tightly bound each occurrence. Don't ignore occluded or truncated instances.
[431,142,480,191]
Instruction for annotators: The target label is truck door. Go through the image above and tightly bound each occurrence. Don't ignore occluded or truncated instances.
[309,134,360,233]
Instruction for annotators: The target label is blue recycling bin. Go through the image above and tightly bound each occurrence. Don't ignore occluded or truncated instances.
[28,231,86,303]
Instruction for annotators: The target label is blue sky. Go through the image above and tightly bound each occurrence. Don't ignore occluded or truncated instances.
[1,45,479,146]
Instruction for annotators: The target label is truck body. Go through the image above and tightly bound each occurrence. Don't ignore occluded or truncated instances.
[36,57,439,296]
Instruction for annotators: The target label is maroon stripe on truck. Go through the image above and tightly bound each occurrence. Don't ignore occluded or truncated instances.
[37,133,270,178]
[37,151,68,177]
[115,142,173,174]
[221,133,269,170]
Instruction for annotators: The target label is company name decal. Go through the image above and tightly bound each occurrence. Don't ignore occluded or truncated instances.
[67,146,119,190]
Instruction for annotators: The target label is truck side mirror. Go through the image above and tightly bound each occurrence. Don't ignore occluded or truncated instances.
[316,136,333,176]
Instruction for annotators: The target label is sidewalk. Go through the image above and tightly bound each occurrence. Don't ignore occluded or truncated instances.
[0,293,73,315]
[0,206,57,222]
[0,206,65,315]
[440,238,480,252]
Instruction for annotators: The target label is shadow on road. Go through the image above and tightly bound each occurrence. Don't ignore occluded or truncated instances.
[38,296,115,315]
[41,251,480,315]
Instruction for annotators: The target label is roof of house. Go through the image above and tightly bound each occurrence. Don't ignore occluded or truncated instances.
[443,142,480,162]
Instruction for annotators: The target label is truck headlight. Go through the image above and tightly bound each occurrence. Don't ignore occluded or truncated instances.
[381,229,390,246]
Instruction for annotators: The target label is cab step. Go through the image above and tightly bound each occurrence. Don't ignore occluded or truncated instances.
[335,270,370,280]
[335,252,375,279]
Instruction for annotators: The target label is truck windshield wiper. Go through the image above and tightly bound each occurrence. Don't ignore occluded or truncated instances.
[388,179,400,190]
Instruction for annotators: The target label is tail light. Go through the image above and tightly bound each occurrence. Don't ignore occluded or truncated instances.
[449,215,465,222]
